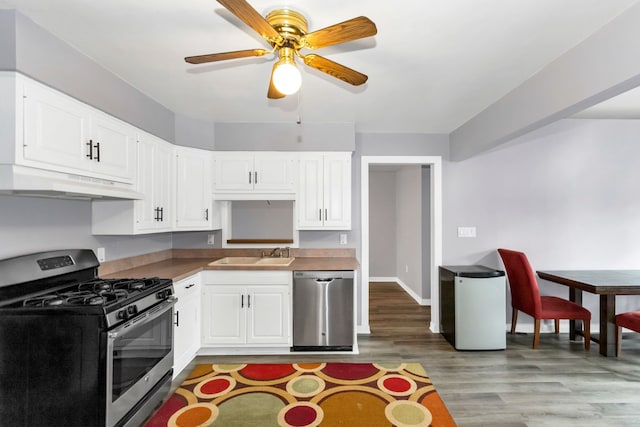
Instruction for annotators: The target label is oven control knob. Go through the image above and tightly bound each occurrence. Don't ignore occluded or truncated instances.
[127,305,138,316]
[117,310,128,320]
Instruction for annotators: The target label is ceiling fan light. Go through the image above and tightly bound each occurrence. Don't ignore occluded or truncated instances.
[273,58,301,95]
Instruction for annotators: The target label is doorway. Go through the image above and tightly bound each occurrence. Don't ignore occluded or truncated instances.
[360,156,443,334]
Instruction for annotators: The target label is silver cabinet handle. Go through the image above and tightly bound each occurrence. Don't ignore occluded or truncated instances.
[241,294,244,308]
[254,171,257,184]
[248,294,251,308]
[325,209,328,221]
[205,208,209,221]
[249,171,252,184]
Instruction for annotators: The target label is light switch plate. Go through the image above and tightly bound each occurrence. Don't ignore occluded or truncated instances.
[339,234,348,245]
[97,247,106,262]
[457,227,477,238]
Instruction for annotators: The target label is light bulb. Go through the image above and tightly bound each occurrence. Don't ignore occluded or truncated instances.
[273,58,301,95]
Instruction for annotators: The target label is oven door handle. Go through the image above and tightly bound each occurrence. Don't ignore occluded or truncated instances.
[107,297,176,339]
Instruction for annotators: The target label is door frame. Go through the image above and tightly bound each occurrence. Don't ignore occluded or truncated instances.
[360,156,443,333]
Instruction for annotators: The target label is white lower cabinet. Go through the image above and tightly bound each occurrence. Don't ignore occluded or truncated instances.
[201,271,291,348]
[173,275,201,378]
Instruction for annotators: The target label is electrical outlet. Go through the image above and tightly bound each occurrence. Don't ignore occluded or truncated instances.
[457,226,477,238]
[339,234,347,245]
[405,264,409,273]
[97,247,106,262]
[207,234,215,245]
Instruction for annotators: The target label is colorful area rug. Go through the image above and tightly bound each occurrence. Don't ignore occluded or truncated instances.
[144,362,456,427]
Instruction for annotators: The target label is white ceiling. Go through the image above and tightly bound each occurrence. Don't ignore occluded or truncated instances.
[3,0,639,133]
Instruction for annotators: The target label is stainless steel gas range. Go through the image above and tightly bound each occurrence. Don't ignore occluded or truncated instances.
[0,249,175,427]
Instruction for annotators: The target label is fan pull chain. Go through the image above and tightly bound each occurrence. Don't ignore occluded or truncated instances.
[296,89,302,125]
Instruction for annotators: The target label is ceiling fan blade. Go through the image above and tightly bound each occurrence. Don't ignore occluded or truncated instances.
[267,63,286,99]
[301,16,377,50]
[303,54,368,86]
[217,0,283,44]
[185,49,270,64]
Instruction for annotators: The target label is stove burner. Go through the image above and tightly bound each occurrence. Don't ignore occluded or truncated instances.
[113,279,145,292]
[15,276,168,309]
[66,292,106,306]
[23,295,65,307]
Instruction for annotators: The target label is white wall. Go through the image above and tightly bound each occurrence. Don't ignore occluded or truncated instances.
[395,165,423,298]
[369,170,397,277]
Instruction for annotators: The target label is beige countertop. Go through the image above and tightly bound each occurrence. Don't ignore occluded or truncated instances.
[101,250,359,282]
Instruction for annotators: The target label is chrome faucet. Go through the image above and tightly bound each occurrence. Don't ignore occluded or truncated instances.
[268,247,282,257]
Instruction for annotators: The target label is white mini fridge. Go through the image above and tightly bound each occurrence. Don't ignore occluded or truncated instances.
[439,265,506,350]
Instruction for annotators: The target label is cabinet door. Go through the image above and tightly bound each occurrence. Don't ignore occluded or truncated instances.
[174,279,201,376]
[175,147,211,229]
[253,153,295,192]
[153,141,174,230]
[296,154,324,228]
[90,113,136,183]
[201,286,245,345]
[22,81,90,172]
[135,137,173,232]
[323,153,351,229]
[214,153,254,191]
[135,137,157,231]
[246,285,290,345]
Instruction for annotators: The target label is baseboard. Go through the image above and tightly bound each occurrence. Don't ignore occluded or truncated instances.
[369,277,397,282]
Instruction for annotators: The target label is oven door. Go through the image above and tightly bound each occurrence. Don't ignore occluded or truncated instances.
[106,297,176,427]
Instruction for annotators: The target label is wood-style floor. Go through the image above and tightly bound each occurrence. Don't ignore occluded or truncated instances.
[178,281,640,426]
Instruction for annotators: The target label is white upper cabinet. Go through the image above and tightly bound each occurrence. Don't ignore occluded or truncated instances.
[213,152,295,198]
[21,76,135,183]
[134,133,174,232]
[175,146,213,230]
[91,132,174,234]
[297,152,351,230]
[93,142,220,234]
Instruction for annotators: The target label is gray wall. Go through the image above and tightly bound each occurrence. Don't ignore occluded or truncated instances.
[0,10,16,69]
[214,122,355,151]
[443,118,640,327]
[0,195,172,260]
[230,201,293,239]
[421,166,431,298]
[175,114,215,150]
[395,165,423,298]
[369,170,397,277]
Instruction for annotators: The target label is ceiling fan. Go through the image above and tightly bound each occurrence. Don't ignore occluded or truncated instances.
[185,0,377,99]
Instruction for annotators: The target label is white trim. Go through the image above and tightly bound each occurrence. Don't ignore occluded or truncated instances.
[360,156,443,334]
[369,276,398,282]
[396,278,430,306]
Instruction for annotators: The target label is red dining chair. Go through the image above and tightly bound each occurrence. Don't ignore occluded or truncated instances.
[615,311,640,356]
[497,248,591,349]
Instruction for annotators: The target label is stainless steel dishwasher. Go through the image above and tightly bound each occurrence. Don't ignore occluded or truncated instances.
[292,271,354,351]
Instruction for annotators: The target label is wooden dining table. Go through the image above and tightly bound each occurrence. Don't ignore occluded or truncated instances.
[536,270,640,357]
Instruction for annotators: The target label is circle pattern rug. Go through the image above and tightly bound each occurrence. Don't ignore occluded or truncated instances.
[144,362,456,426]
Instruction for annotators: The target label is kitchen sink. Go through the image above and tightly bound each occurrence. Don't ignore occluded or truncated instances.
[208,257,295,266]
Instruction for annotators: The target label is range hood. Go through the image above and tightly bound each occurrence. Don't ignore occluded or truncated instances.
[0,165,144,200]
